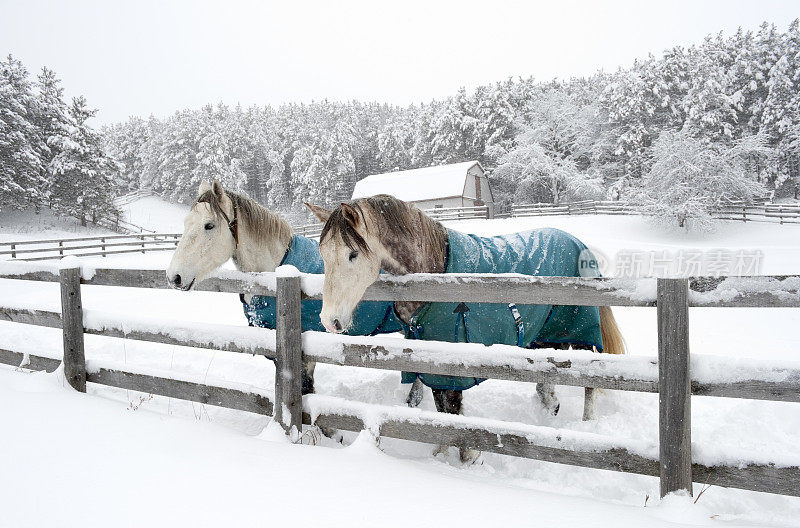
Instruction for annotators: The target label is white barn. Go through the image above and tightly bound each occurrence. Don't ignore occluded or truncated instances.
[351,161,494,217]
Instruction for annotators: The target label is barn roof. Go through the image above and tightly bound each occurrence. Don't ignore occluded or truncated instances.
[351,161,483,202]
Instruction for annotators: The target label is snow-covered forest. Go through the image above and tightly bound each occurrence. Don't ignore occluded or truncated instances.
[3,21,800,223]
[102,21,800,216]
[0,55,119,223]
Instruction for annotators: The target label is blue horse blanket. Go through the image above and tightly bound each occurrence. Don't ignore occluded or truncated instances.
[400,228,603,391]
[241,235,402,336]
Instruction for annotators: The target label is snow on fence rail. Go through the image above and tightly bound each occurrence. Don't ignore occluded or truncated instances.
[0,233,181,261]
[0,261,799,498]
[511,200,800,224]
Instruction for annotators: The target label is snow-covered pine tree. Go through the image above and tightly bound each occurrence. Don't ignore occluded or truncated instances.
[50,96,120,225]
[0,55,48,211]
[34,67,74,205]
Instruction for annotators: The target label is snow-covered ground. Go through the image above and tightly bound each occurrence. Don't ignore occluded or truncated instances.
[4,366,755,528]
[117,194,189,233]
[1,199,800,527]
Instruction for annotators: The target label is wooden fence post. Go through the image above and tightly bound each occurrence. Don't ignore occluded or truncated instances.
[275,275,303,439]
[101,237,106,257]
[10,244,15,259]
[60,266,86,392]
[657,278,692,497]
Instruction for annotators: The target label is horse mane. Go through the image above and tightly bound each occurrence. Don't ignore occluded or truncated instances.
[321,194,447,262]
[196,188,292,247]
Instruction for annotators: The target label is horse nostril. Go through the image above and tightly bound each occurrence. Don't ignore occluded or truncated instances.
[333,319,343,332]
[173,274,182,286]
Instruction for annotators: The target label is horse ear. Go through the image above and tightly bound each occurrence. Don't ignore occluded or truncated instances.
[198,180,212,196]
[211,179,225,199]
[340,202,360,228]
[305,202,332,223]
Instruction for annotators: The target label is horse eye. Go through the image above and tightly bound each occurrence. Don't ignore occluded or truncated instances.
[348,251,358,262]
[205,223,215,230]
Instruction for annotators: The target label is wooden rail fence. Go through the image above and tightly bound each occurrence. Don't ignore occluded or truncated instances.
[0,233,181,261]
[511,200,800,224]
[0,262,799,499]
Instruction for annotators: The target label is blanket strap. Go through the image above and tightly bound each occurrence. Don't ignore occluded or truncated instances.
[453,303,471,343]
[507,303,524,348]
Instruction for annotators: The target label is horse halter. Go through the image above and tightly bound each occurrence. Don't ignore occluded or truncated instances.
[219,204,239,248]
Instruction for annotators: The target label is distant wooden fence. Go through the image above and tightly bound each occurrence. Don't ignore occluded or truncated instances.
[511,200,800,224]
[1,261,799,498]
[0,234,181,261]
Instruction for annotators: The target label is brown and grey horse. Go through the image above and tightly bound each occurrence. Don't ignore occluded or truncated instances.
[307,195,625,461]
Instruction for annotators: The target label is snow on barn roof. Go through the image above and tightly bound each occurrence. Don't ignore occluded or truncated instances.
[351,161,483,202]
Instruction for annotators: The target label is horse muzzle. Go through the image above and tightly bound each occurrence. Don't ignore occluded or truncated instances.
[167,272,195,291]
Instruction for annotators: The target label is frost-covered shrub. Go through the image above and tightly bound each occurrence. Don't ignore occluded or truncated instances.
[632,131,767,229]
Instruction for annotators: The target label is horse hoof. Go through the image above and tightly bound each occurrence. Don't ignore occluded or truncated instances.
[433,444,450,457]
[319,425,344,443]
[460,447,481,464]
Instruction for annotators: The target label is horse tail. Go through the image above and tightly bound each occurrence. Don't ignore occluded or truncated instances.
[599,305,625,355]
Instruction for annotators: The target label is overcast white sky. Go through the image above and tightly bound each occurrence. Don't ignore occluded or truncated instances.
[1,0,797,125]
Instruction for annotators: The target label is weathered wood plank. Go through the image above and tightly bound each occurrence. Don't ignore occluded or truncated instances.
[658,278,692,497]
[83,324,275,359]
[689,276,800,308]
[0,306,62,328]
[60,266,86,392]
[303,408,660,477]
[306,341,800,402]
[274,275,303,436]
[304,342,660,393]
[0,348,61,372]
[0,269,60,282]
[354,275,656,306]
[21,246,177,262]
[87,368,273,415]
[304,406,800,497]
[0,233,180,247]
[692,379,800,402]
[83,268,278,297]
[0,238,179,256]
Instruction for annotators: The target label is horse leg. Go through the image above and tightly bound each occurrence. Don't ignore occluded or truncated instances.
[573,344,598,421]
[583,387,597,421]
[536,383,560,416]
[432,389,480,464]
[303,360,342,443]
[406,377,424,407]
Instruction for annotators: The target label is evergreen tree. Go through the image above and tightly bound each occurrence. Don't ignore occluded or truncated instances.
[0,55,47,211]
[51,96,119,225]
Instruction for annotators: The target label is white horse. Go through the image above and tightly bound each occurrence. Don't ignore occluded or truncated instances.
[167,179,292,291]
[167,180,410,407]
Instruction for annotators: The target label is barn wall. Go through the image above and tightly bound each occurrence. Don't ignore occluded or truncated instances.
[411,197,463,210]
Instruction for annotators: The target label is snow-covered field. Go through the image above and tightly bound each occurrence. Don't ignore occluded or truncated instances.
[2,199,800,527]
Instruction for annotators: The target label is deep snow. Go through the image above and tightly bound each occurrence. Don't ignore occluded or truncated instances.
[3,365,766,528]
[1,200,800,526]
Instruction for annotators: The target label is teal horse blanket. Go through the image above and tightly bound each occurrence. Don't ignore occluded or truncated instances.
[241,235,401,336]
[400,228,603,391]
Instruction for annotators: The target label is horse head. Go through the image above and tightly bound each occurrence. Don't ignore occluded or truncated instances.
[307,195,446,333]
[166,180,239,290]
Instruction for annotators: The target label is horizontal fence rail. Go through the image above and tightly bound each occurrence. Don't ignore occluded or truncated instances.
[0,233,181,261]
[511,200,800,224]
[0,260,799,499]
